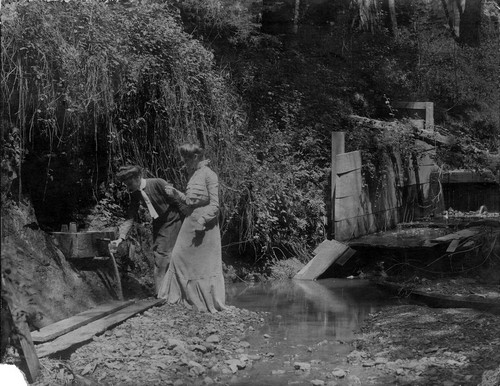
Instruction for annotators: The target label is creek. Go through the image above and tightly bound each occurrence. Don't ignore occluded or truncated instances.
[225,279,406,385]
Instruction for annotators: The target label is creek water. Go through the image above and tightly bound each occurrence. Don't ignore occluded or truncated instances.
[225,279,404,385]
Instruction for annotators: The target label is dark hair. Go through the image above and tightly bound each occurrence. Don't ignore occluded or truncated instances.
[116,165,142,182]
[178,143,204,159]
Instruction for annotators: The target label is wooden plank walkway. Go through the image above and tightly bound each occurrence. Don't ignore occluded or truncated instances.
[294,239,355,280]
[36,298,165,358]
[32,300,135,343]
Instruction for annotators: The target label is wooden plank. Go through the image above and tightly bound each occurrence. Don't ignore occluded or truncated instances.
[16,315,40,382]
[36,298,165,358]
[432,229,479,242]
[336,168,363,198]
[335,195,363,221]
[446,239,461,253]
[294,240,354,280]
[336,151,362,175]
[31,300,134,343]
[313,240,335,255]
[334,248,356,266]
[331,132,345,239]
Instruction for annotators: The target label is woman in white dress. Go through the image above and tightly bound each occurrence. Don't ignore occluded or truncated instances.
[158,144,226,312]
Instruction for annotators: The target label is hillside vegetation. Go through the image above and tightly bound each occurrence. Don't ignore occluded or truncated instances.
[1,0,499,272]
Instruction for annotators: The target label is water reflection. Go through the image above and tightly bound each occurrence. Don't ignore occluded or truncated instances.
[227,279,396,344]
[225,279,400,385]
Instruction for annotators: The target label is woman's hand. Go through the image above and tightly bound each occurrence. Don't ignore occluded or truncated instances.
[193,217,206,232]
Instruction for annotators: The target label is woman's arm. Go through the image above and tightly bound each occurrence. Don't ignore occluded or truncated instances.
[198,168,219,225]
[165,185,189,214]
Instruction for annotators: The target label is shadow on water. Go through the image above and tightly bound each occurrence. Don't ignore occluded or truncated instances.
[225,279,405,385]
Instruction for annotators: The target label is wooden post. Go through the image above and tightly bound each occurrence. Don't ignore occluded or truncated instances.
[108,245,124,301]
[1,276,40,383]
[330,132,345,239]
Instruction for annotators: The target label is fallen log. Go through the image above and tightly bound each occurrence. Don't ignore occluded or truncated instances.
[376,281,500,314]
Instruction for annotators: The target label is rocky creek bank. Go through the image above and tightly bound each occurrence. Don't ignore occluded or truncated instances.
[28,294,499,386]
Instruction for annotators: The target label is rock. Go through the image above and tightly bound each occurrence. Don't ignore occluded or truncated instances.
[191,344,207,353]
[374,357,388,365]
[331,369,346,378]
[307,347,313,352]
[239,341,250,348]
[206,335,220,344]
[294,362,311,371]
[347,350,367,363]
[203,377,214,385]
[362,360,375,367]
[396,368,405,375]
[239,354,249,362]
[225,359,246,371]
[326,381,339,386]
[442,381,454,386]
[310,380,325,386]
[479,365,500,386]
[167,338,185,349]
[402,360,419,369]
[188,360,205,370]
[346,375,361,386]
[247,354,261,361]
[263,334,271,339]
[272,370,286,375]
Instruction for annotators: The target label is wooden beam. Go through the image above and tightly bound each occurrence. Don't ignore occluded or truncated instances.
[31,300,134,343]
[36,298,165,358]
[348,115,452,146]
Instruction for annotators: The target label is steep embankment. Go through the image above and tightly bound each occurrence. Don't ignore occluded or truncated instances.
[1,198,119,329]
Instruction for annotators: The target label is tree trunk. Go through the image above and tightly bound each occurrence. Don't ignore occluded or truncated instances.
[459,0,483,46]
[293,0,300,34]
[388,0,398,38]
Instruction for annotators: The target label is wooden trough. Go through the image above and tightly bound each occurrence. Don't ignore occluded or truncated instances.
[294,239,356,280]
[51,230,116,259]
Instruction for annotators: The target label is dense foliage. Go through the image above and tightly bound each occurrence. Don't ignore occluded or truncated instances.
[2,0,499,269]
